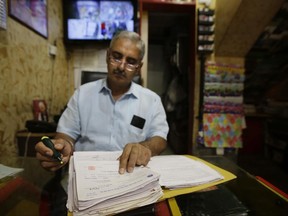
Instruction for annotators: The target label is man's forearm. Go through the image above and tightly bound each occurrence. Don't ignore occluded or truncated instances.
[139,136,167,156]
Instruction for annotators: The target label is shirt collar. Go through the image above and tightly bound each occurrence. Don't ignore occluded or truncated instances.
[100,78,139,99]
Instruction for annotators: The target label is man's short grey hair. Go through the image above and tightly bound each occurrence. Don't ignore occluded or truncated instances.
[110,31,145,60]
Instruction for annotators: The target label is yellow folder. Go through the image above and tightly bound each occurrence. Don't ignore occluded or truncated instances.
[164,155,237,216]
[68,155,236,216]
[160,155,237,200]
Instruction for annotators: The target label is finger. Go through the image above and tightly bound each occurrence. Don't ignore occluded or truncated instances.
[54,142,64,152]
[36,144,66,169]
[58,141,72,157]
[127,146,139,173]
[36,151,54,162]
[46,139,68,158]
[35,141,54,157]
[119,144,132,174]
[36,139,71,172]
[36,151,58,169]
[35,142,60,165]
[40,160,63,172]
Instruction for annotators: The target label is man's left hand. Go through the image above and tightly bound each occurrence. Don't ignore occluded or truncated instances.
[118,143,151,174]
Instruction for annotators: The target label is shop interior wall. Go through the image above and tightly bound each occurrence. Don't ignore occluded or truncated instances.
[0,1,72,157]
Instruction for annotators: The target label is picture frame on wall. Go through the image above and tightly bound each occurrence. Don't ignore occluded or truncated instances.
[0,0,7,29]
[8,0,47,38]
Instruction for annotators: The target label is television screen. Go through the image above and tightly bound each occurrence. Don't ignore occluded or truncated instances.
[63,0,137,43]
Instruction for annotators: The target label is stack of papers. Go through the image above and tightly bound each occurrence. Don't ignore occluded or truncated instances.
[148,155,224,189]
[0,164,24,180]
[67,151,163,216]
[67,152,230,216]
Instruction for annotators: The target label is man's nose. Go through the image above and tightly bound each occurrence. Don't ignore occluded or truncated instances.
[118,60,126,70]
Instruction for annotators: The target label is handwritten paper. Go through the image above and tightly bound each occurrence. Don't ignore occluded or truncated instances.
[148,155,224,189]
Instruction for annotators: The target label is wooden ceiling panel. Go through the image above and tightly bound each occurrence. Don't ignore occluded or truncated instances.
[215,0,284,57]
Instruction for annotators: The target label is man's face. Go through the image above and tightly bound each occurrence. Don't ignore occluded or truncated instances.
[106,38,142,86]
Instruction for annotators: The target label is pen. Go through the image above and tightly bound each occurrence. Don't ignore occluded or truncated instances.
[41,136,64,164]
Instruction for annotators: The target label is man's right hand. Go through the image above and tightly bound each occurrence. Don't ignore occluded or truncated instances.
[35,137,73,172]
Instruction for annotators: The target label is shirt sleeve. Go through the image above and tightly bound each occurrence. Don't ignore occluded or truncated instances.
[56,89,81,140]
[147,95,169,140]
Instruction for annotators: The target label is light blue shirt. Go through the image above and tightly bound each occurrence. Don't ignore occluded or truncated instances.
[57,79,169,151]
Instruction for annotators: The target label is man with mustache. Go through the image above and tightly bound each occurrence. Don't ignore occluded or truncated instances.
[35,30,169,174]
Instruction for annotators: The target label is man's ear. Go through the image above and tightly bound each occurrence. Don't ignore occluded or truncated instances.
[136,62,143,75]
[135,62,143,76]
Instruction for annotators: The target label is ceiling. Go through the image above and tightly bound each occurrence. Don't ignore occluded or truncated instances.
[214,0,285,57]
[213,0,288,105]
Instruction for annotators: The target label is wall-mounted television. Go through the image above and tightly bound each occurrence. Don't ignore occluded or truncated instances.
[63,0,138,44]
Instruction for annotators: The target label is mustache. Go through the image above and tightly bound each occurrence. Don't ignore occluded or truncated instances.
[113,69,126,77]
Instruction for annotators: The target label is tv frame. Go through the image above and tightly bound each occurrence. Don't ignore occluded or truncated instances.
[81,71,107,85]
[63,0,139,45]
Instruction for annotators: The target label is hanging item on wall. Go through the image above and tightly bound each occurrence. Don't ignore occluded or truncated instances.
[8,0,47,38]
[203,113,243,148]
[0,0,6,29]
[203,62,245,148]
[197,7,215,54]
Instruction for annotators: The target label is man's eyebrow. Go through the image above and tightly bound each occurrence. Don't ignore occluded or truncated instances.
[126,56,138,62]
[111,51,138,62]
[111,51,122,56]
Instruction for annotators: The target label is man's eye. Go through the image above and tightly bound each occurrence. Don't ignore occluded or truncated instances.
[112,53,122,60]
[113,56,122,61]
[126,59,137,65]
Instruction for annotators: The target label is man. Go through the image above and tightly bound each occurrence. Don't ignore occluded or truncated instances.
[35,31,169,174]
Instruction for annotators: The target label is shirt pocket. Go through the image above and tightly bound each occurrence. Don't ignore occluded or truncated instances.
[127,125,146,143]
